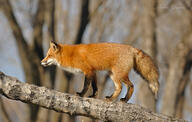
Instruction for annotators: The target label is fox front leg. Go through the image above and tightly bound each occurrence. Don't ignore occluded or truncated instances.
[89,74,98,98]
[76,76,92,97]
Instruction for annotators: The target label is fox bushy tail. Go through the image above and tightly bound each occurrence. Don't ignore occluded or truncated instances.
[133,49,159,99]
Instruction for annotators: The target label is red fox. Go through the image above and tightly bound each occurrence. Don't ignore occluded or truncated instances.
[41,41,159,102]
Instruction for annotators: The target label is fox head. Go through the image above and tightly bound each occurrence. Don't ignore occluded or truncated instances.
[41,41,60,67]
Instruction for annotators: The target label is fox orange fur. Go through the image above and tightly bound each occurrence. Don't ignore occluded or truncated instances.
[41,41,159,102]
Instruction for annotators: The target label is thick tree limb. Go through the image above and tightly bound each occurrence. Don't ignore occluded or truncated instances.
[0,72,186,122]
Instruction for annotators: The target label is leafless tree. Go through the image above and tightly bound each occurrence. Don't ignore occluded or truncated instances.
[0,0,191,122]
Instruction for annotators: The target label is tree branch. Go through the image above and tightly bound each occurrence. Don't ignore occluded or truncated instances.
[0,72,186,122]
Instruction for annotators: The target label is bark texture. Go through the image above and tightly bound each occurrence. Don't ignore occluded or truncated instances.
[0,72,186,122]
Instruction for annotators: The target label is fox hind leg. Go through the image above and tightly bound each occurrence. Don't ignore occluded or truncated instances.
[105,72,122,101]
[120,77,134,102]
[105,79,122,101]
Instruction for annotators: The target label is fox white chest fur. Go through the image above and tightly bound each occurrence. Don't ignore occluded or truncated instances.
[44,58,82,73]
[59,65,82,73]
[55,59,82,73]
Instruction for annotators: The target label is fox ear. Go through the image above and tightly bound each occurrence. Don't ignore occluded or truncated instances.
[50,40,60,52]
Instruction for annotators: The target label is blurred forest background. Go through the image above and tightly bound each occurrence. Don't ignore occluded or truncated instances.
[0,0,192,122]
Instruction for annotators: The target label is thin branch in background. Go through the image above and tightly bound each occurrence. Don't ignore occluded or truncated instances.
[0,0,30,58]
[191,0,192,7]
[45,0,57,87]
[88,1,113,43]
[180,0,192,11]
[32,0,46,60]
[75,0,90,44]
[175,69,190,118]
[0,0,51,121]
[89,0,106,21]
[123,5,140,45]
[0,0,42,86]
[0,1,44,121]
[175,51,192,118]
[184,98,192,116]
[157,0,175,17]
[63,0,70,42]
[35,0,60,122]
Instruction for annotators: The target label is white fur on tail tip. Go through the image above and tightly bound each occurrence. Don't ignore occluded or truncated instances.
[149,82,159,99]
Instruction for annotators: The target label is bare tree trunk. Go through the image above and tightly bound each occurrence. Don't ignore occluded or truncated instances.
[31,1,49,121]
[172,2,192,118]
[175,57,192,118]
[36,0,59,121]
[0,72,186,122]
[75,0,89,44]
[161,38,192,116]
[161,8,192,115]
[137,0,157,112]
[0,0,42,85]
[0,0,46,121]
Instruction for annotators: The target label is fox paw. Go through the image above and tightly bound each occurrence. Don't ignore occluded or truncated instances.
[105,96,112,102]
[88,94,96,98]
[76,92,83,97]
[88,92,98,98]
[120,98,127,103]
